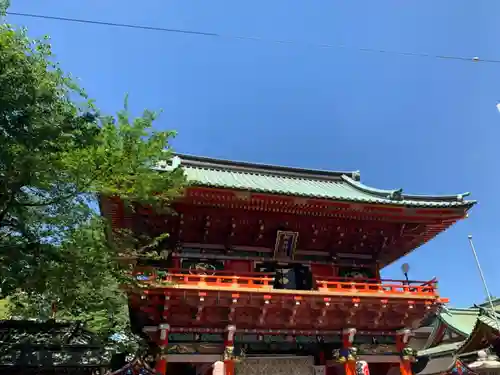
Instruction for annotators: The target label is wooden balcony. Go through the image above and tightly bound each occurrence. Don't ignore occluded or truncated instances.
[132,268,445,302]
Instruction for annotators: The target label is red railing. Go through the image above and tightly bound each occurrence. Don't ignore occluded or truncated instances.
[133,267,439,298]
[314,276,437,297]
[135,267,275,289]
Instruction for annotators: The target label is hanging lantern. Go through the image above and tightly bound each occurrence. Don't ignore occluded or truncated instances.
[356,361,371,375]
[213,361,225,375]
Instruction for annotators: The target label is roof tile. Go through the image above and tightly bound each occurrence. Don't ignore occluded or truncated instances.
[438,308,481,336]
[170,154,476,209]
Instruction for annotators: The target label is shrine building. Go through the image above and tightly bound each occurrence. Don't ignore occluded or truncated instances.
[100,154,475,375]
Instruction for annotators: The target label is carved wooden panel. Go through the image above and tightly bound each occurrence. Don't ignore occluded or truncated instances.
[236,357,314,375]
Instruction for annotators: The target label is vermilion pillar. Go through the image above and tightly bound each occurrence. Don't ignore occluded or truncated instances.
[396,329,413,375]
[155,323,170,375]
[224,325,236,375]
[342,328,357,375]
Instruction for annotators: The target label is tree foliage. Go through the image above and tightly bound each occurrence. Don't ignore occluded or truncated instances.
[0,24,186,343]
[0,0,9,16]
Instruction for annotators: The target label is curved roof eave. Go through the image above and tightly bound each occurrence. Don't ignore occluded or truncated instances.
[437,308,480,337]
[342,175,476,207]
[455,318,492,355]
[418,341,465,358]
[156,154,476,209]
[420,308,475,351]
[422,318,444,349]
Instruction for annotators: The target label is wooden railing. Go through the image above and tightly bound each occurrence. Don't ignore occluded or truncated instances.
[133,267,439,298]
[314,276,437,297]
[134,268,275,289]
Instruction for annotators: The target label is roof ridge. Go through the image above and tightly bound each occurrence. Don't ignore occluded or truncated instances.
[174,153,361,182]
[444,307,480,313]
[343,175,473,203]
[157,154,476,211]
[173,153,475,205]
[417,341,465,357]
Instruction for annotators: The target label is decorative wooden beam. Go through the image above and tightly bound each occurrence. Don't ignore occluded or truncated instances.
[181,192,465,221]
[228,294,238,322]
[289,297,302,326]
[196,292,206,321]
[178,213,184,242]
[164,326,398,335]
[181,242,272,253]
[203,215,211,242]
[162,296,170,321]
[256,219,265,242]
[259,295,272,325]
[229,217,236,240]
[316,298,331,326]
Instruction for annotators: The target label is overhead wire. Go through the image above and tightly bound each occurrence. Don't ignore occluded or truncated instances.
[6,11,500,64]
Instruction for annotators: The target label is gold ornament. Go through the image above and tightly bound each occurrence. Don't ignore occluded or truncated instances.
[224,346,235,360]
[401,346,417,362]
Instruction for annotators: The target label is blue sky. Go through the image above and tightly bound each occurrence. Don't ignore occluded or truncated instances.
[7,0,500,307]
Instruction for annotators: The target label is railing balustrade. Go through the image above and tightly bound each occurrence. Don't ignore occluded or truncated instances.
[132,267,439,298]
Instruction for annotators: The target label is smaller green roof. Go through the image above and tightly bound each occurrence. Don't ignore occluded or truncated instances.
[158,154,476,209]
[478,313,500,330]
[476,298,500,311]
[454,309,500,355]
[419,307,500,358]
[418,341,464,357]
[438,307,481,336]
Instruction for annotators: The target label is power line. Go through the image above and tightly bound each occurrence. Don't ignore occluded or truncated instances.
[7,11,500,64]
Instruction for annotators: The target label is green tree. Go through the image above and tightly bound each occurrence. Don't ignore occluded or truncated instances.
[0,298,9,319]
[0,0,10,16]
[0,23,186,342]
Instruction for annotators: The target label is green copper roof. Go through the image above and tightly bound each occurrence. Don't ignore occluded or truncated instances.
[418,341,464,357]
[454,309,500,355]
[478,312,500,330]
[159,154,476,209]
[438,308,480,336]
[419,307,500,358]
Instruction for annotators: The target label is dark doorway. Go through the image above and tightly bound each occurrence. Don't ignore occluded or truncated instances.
[255,263,312,290]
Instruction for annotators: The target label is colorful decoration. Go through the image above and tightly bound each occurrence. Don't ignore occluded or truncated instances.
[356,360,371,375]
[223,345,235,361]
[338,266,375,280]
[357,343,396,355]
[451,360,466,375]
[333,346,358,363]
[401,346,417,362]
[189,262,217,275]
[222,345,246,364]
[167,344,196,354]
[451,359,478,375]
[182,259,224,275]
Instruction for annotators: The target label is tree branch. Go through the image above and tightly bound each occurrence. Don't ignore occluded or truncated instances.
[15,189,80,207]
